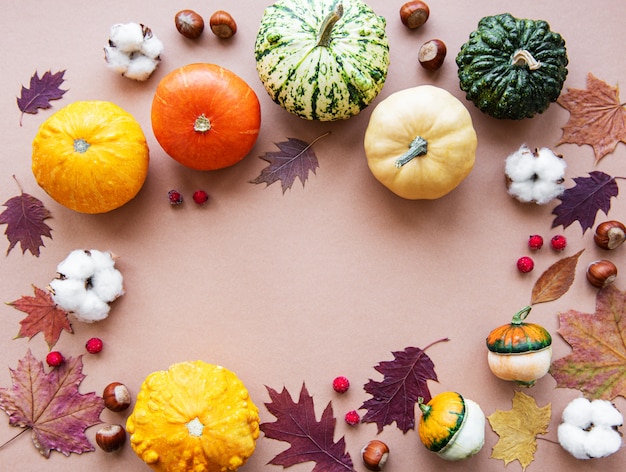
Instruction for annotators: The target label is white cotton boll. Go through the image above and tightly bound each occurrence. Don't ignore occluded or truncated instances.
[88,249,116,270]
[73,292,111,323]
[561,397,593,428]
[507,181,535,203]
[91,268,124,303]
[558,423,591,459]
[505,147,536,181]
[50,278,87,312]
[584,425,622,458]
[534,148,566,181]
[532,179,565,205]
[104,46,131,74]
[590,399,623,427]
[56,249,95,279]
[109,23,144,53]
[140,35,164,59]
[124,55,159,81]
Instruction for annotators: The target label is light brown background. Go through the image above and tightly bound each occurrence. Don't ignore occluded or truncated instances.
[2,1,625,471]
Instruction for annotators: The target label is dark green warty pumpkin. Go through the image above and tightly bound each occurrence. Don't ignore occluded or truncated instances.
[456,13,568,120]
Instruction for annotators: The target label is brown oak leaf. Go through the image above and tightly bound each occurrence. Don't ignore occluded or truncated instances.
[260,383,354,472]
[8,285,72,349]
[530,250,583,305]
[0,350,104,457]
[558,73,626,163]
[488,391,551,471]
[550,284,626,400]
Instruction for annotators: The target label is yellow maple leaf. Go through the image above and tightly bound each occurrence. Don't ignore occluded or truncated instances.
[488,391,551,471]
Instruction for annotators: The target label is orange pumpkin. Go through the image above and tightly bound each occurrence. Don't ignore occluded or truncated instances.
[151,63,261,171]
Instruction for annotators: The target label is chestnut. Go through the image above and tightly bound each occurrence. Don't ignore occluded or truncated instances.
[209,10,237,39]
[361,439,389,471]
[418,39,447,70]
[95,424,126,452]
[103,382,131,412]
[594,220,626,250]
[175,10,204,39]
[586,260,618,288]
[400,1,430,29]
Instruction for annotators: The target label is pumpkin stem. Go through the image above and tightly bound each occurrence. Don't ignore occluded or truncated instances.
[316,3,344,48]
[418,397,431,416]
[395,136,428,168]
[73,138,91,153]
[186,417,204,437]
[512,49,541,71]
[194,114,212,133]
[512,306,532,325]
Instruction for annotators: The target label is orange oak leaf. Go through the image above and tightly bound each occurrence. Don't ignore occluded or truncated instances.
[550,284,626,400]
[530,250,583,305]
[488,391,551,471]
[7,285,72,349]
[0,350,104,457]
[557,73,626,163]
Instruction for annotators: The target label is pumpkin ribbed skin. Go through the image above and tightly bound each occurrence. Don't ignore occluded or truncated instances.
[456,13,568,119]
[418,392,465,452]
[486,314,552,354]
[255,0,389,121]
[32,101,149,214]
[126,361,259,472]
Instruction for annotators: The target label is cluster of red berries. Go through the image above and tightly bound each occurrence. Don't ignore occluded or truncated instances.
[332,376,362,426]
[517,234,568,273]
[45,337,104,367]
[168,189,209,206]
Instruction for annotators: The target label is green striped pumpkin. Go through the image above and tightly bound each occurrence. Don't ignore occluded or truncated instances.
[255,0,389,121]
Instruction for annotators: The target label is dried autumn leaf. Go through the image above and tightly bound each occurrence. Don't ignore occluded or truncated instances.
[360,339,447,433]
[0,178,53,257]
[557,73,626,163]
[488,391,551,471]
[251,132,330,193]
[530,250,583,305]
[0,349,104,457]
[260,383,354,472]
[8,285,72,349]
[17,70,67,126]
[550,284,626,400]
[551,171,619,233]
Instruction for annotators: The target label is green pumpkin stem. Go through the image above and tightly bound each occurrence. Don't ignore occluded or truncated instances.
[395,136,428,168]
[512,49,541,71]
[511,306,532,325]
[317,3,344,48]
[418,396,431,416]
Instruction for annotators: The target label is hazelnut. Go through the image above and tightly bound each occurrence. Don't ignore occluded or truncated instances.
[418,39,447,70]
[400,1,430,29]
[209,10,237,39]
[95,424,126,452]
[103,382,131,412]
[175,9,204,39]
[594,220,626,250]
[361,439,389,471]
[586,260,618,288]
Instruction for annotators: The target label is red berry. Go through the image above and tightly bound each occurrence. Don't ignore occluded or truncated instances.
[517,256,534,273]
[344,410,360,426]
[332,376,350,394]
[168,190,183,205]
[551,235,567,251]
[528,234,544,250]
[46,351,64,367]
[192,190,209,205]
[86,337,103,354]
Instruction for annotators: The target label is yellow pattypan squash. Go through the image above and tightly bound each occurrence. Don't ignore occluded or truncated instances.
[364,85,477,200]
[32,100,149,214]
[126,361,260,472]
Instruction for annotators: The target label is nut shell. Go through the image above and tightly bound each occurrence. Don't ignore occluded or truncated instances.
[96,424,126,452]
[361,440,389,471]
[103,382,132,412]
[400,1,430,29]
[209,10,237,39]
[175,10,204,39]
[594,220,626,250]
[419,39,447,70]
[586,260,618,288]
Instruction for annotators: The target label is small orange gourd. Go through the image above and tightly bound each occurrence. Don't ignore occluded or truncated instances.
[32,101,149,214]
[126,361,260,472]
[486,306,552,386]
[151,63,261,171]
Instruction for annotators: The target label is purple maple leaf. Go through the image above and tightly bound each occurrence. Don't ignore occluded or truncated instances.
[551,171,620,233]
[0,189,53,257]
[260,384,354,472]
[361,342,447,434]
[17,70,67,126]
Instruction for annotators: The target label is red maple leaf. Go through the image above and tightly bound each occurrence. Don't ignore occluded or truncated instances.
[17,70,67,126]
[8,285,73,349]
[0,350,104,457]
[360,339,447,433]
[260,383,354,472]
[251,132,329,193]
[0,178,53,257]
[550,284,626,400]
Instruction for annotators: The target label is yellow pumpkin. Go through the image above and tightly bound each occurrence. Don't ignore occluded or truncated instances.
[32,101,149,214]
[418,391,485,461]
[126,361,259,472]
[363,85,477,199]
